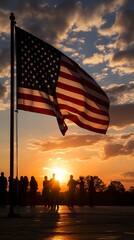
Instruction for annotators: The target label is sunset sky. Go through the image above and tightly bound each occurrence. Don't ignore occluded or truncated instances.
[0,0,134,192]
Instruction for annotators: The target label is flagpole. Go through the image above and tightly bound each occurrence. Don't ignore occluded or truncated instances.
[8,13,17,217]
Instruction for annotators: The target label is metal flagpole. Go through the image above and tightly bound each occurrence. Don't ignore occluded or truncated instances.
[15,109,19,206]
[8,13,19,217]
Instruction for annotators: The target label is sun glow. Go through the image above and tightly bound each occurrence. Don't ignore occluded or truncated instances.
[51,168,69,183]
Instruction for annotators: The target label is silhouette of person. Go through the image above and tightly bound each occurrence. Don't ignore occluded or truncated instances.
[18,176,24,206]
[29,176,38,207]
[67,175,78,208]
[50,173,60,211]
[78,176,85,206]
[0,172,7,207]
[88,176,95,207]
[13,177,19,206]
[42,176,50,208]
[19,176,29,206]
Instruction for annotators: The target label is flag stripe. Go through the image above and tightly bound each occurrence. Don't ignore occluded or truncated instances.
[58,100,109,121]
[18,103,55,116]
[18,87,109,122]
[61,56,109,101]
[66,115,107,134]
[59,71,109,109]
[57,91,108,117]
[18,86,109,120]
[18,98,108,130]
[59,104,109,126]
[57,80,109,113]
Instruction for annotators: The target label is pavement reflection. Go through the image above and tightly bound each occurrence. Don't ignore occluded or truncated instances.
[0,206,134,240]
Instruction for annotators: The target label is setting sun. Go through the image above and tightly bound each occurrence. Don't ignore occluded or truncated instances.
[51,168,69,183]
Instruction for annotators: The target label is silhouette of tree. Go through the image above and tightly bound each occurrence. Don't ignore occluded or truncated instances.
[86,176,106,192]
[129,186,134,193]
[107,181,125,193]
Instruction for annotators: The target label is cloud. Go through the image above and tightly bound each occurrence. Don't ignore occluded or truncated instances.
[123,172,134,178]
[104,133,134,159]
[99,8,134,48]
[0,80,9,110]
[111,49,134,66]
[98,8,134,74]
[111,65,134,75]
[83,53,106,65]
[0,79,10,111]
[104,143,123,158]
[109,104,134,129]
[28,131,134,162]
[22,0,78,43]
[96,44,105,51]
[0,83,7,99]
[0,48,10,77]
[105,82,134,104]
[28,133,103,152]
[113,10,134,49]
[68,37,85,44]
[0,0,126,40]
[59,46,75,53]
[0,0,131,80]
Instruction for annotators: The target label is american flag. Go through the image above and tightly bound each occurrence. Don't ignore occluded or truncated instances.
[15,26,110,135]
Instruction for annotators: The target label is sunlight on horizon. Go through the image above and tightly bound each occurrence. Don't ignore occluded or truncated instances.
[50,167,70,183]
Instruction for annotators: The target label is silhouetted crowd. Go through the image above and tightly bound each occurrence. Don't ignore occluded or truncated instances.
[0,172,95,210]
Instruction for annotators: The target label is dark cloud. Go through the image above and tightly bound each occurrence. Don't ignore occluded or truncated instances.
[112,49,134,65]
[10,0,78,46]
[104,136,134,159]
[99,6,134,72]
[115,9,134,47]
[0,48,9,72]
[104,143,123,159]
[0,83,7,99]
[110,104,134,128]
[0,0,127,42]
[106,83,134,95]
[123,172,134,178]
[105,82,134,104]
[121,133,133,139]
[116,178,134,184]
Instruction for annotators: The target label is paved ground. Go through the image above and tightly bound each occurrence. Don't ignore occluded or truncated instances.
[0,205,134,240]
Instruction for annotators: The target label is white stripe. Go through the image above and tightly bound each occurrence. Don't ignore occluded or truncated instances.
[18,98,53,111]
[18,87,49,98]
